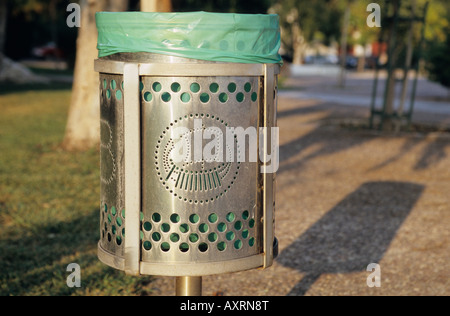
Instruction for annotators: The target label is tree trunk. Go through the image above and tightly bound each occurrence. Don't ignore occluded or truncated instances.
[382,0,401,132]
[141,0,172,12]
[291,21,305,65]
[62,0,128,151]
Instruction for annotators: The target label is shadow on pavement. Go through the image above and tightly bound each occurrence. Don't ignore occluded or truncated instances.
[276,181,425,296]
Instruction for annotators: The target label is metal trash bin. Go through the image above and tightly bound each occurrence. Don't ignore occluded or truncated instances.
[94,12,280,289]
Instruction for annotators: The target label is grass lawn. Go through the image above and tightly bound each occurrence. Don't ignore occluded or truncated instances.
[0,83,152,296]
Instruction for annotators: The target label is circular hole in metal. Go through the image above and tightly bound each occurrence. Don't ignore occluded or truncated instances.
[144,91,152,102]
[161,242,170,252]
[115,90,122,100]
[198,243,208,252]
[110,80,117,90]
[226,212,235,222]
[244,82,252,92]
[180,92,191,103]
[209,83,219,93]
[189,233,199,243]
[180,223,189,233]
[152,213,161,222]
[200,93,210,103]
[208,213,218,223]
[251,92,258,102]
[219,93,228,103]
[242,229,249,239]
[190,82,200,93]
[179,243,189,252]
[170,213,180,223]
[217,242,227,251]
[227,82,237,93]
[152,232,161,241]
[116,236,122,245]
[226,231,235,241]
[171,82,181,92]
[161,223,170,233]
[170,233,180,242]
[189,214,199,224]
[143,241,152,251]
[161,92,171,102]
[199,223,209,233]
[249,237,255,247]
[234,221,243,231]
[236,92,245,103]
[152,82,162,92]
[217,222,227,232]
[234,239,243,249]
[242,210,249,220]
[208,232,218,242]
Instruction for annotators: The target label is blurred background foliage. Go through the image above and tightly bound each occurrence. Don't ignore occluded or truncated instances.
[3,0,449,71]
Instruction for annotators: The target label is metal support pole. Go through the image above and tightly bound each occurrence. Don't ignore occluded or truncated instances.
[176,276,202,296]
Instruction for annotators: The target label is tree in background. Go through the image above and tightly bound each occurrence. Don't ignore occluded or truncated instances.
[62,0,128,151]
[425,0,450,91]
[141,0,172,12]
[426,34,450,91]
[270,0,342,64]
[348,0,381,71]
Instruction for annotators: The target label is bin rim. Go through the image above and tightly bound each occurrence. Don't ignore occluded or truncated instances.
[96,11,282,65]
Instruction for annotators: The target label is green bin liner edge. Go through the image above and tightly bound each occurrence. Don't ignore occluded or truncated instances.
[96,11,282,65]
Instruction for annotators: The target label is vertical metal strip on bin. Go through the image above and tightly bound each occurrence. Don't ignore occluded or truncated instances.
[262,64,275,268]
[123,63,141,276]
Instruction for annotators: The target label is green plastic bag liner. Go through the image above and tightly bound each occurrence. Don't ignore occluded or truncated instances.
[96,11,281,64]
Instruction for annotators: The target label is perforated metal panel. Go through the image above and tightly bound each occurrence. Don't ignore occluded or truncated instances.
[99,74,125,258]
[141,75,262,264]
[96,53,278,276]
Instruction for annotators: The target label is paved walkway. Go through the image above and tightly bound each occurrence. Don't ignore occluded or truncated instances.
[281,69,450,125]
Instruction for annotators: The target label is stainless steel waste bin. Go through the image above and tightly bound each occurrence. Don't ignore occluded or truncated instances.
[94,12,280,281]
